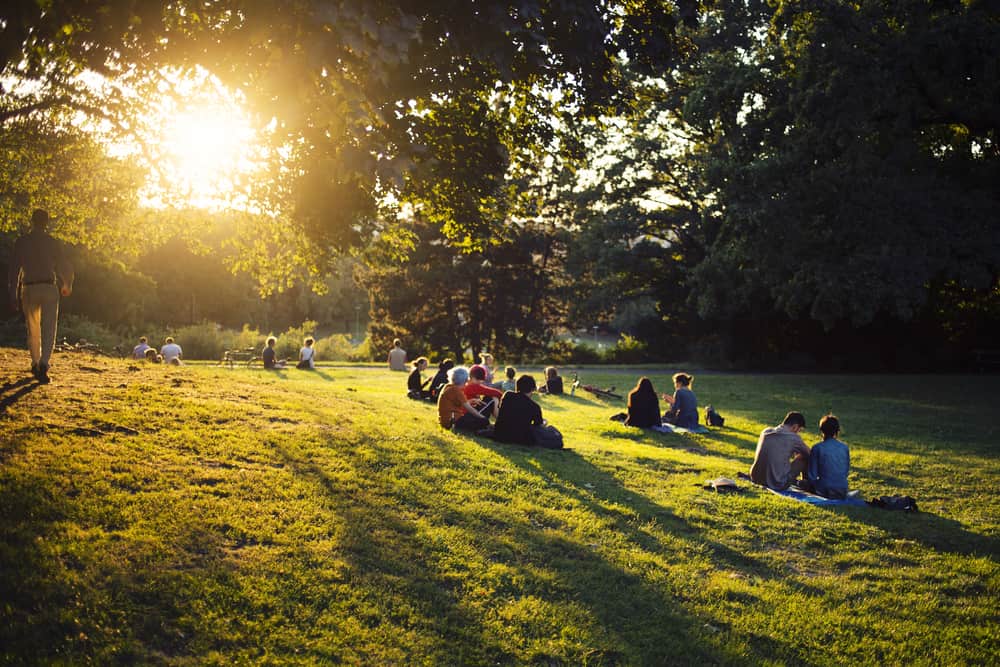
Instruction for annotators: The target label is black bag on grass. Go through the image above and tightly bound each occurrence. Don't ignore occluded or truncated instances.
[705,405,725,427]
[531,424,564,449]
[867,495,918,511]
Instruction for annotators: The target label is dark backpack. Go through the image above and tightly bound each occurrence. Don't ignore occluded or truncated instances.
[705,405,725,427]
[867,495,919,511]
[530,423,564,449]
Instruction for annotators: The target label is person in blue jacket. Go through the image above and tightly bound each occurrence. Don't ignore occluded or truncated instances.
[661,372,698,429]
[807,414,850,499]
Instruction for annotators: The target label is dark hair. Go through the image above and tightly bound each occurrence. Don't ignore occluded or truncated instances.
[516,374,537,393]
[469,365,487,381]
[139,336,147,343]
[545,366,558,378]
[782,411,806,428]
[673,373,693,387]
[413,356,428,369]
[393,338,401,347]
[819,414,840,440]
[439,358,454,371]
[505,366,516,379]
[31,208,49,227]
[304,337,314,346]
[266,335,277,346]
[633,377,655,395]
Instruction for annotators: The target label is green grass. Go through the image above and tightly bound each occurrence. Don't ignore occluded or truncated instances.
[1,349,997,665]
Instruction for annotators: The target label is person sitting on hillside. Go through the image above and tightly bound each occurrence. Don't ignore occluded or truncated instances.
[437,366,490,433]
[407,357,434,400]
[144,347,162,363]
[161,336,183,365]
[132,336,150,360]
[538,366,564,395]
[387,338,408,371]
[297,336,316,369]
[750,411,811,490]
[479,352,496,384]
[661,372,698,429]
[465,365,502,419]
[429,358,453,398]
[492,374,545,445]
[623,377,662,428]
[499,366,517,392]
[262,336,286,369]
[806,414,850,499]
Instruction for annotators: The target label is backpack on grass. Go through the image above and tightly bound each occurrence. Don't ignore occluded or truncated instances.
[705,405,725,427]
[530,423,564,449]
[867,495,918,511]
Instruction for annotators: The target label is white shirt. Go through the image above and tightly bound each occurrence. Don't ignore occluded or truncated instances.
[299,346,315,368]
[161,342,182,363]
[388,346,407,371]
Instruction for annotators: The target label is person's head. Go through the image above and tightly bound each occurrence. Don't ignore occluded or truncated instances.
[545,366,558,379]
[413,356,428,370]
[469,364,487,383]
[516,374,537,394]
[782,411,807,432]
[481,353,493,365]
[304,337,314,347]
[819,414,840,440]
[145,348,159,362]
[165,336,174,345]
[673,372,693,388]
[266,335,277,348]
[139,336,147,344]
[505,366,516,380]
[448,365,469,386]
[439,358,454,372]
[393,338,401,348]
[634,377,654,394]
[31,208,49,230]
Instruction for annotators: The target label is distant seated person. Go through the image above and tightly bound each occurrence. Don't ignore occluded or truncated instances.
[297,336,316,369]
[144,347,162,363]
[500,366,517,392]
[661,372,698,429]
[538,366,563,395]
[750,411,811,490]
[407,357,434,400]
[806,414,850,499]
[262,336,286,369]
[465,365,502,419]
[160,336,183,365]
[479,352,496,384]
[492,374,544,445]
[624,377,662,428]
[388,338,407,371]
[132,336,150,360]
[429,358,454,398]
[437,366,490,433]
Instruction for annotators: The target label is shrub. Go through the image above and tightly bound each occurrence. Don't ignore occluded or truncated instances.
[168,322,261,360]
[57,315,121,350]
[312,333,355,361]
[602,334,649,364]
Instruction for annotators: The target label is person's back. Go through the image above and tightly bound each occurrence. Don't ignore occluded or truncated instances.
[625,378,661,428]
[262,345,277,369]
[132,338,150,360]
[388,339,407,371]
[750,412,810,490]
[493,375,544,445]
[671,387,698,428]
[161,338,182,364]
[807,415,850,499]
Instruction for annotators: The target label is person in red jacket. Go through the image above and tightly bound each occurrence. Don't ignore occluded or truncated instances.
[464,364,501,420]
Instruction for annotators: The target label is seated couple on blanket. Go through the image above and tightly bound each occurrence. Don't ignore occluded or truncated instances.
[614,373,699,429]
[749,412,851,499]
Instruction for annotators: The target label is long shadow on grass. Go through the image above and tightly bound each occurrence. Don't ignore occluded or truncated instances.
[473,442,819,662]
[832,505,1000,559]
[598,425,756,466]
[0,377,39,412]
[271,440,517,664]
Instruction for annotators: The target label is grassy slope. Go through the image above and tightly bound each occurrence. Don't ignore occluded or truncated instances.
[0,348,997,665]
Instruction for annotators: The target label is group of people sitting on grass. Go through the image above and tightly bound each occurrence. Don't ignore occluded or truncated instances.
[406,355,563,447]
[616,372,700,429]
[749,411,850,499]
[132,336,183,365]
[259,336,318,370]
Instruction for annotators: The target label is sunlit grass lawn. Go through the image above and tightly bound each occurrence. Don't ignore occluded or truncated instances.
[1,348,997,665]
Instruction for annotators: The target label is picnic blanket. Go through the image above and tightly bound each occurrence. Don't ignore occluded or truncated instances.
[765,486,867,507]
[651,423,710,434]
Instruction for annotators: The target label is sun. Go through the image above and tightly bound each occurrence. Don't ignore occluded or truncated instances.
[134,70,266,210]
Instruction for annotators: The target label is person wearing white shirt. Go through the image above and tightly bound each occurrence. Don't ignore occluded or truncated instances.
[298,336,316,369]
[160,336,183,365]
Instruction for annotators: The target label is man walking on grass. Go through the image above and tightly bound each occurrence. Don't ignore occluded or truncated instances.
[750,411,811,490]
[6,209,74,384]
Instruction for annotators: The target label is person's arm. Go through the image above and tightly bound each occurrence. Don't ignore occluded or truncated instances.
[807,445,820,482]
[56,240,74,297]
[661,392,675,406]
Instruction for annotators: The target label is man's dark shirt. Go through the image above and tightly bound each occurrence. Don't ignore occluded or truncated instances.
[493,392,543,445]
